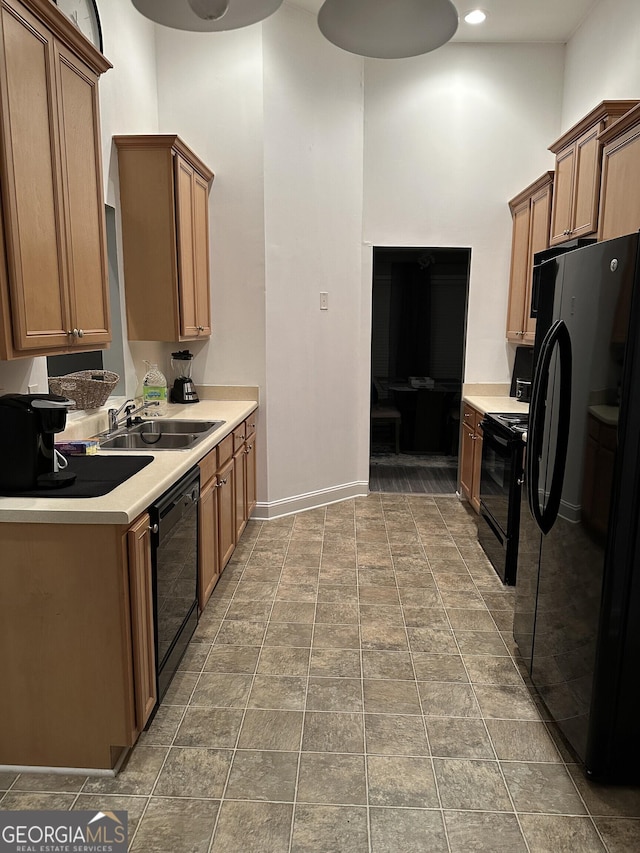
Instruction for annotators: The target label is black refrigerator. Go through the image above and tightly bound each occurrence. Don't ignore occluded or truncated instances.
[513,232,640,783]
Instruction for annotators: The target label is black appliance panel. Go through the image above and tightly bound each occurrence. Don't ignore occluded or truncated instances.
[516,232,640,781]
[478,413,527,585]
[150,468,200,704]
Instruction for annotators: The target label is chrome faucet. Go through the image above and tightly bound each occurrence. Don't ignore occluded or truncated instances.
[107,399,160,431]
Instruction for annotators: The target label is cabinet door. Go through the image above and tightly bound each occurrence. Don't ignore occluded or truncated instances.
[524,182,553,342]
[599,123,640,241]
[234,446,247,541]
[198,474,220,611]
[471,426,483,513]
[549,144,575,245]
[459,407,477,501]
[217,456,236,570]
[175,153,197,338]
[571,124,602,239]
[55,39,110,347]
[0,0,70,352]
[245,434,257,518]
[193,170,211,336]
[175,153,211,340]
[506,199,531,341]
[127,512,157,734]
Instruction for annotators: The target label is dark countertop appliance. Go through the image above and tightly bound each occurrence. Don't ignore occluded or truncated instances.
[513,232,640,783]
[477,412,527,585]
[0,393,76,491]
[170,350,199,404]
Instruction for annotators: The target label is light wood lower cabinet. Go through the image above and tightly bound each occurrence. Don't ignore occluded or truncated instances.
[459,403,483,513]
[197,409,258,612]
[127,513,157,734]
[217,454,236,571]
[0,514,154,770]
[198,470,220,612]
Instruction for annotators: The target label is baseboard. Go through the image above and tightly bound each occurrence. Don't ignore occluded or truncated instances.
[253,481,369,520]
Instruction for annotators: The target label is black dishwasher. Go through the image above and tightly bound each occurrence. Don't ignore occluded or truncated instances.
[150,467,200,702]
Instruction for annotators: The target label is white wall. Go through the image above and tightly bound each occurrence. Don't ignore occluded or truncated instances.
[562,0,640,129]
[154,23,268,499]
[363,43,565,384]
[262,5,367,512]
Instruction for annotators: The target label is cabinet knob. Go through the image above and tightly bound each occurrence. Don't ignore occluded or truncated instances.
[471,434,477,440]
[77,328,84,338]
[149,522,159,534]
[197,325,205,332]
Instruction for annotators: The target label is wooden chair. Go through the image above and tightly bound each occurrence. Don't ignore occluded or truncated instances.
[371,404,401,454]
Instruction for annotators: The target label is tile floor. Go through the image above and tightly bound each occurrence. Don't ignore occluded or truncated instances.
[2,494,640,852]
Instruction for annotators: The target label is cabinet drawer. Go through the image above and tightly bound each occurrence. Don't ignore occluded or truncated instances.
[233,423,247,452]
[462,404,479,432]
[245,411,257,438]
[199,448,217,486]
[217,434,234,468]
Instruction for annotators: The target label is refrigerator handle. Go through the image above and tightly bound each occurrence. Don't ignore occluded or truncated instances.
[527,320,572,534]
[539,321,572,533]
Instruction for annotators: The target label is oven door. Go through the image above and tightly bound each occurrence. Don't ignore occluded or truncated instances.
[479,423,515,536]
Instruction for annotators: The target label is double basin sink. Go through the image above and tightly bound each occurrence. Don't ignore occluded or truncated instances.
[95,419,225,451]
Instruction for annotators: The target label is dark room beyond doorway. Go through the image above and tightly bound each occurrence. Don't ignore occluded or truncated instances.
[370,246,469,494]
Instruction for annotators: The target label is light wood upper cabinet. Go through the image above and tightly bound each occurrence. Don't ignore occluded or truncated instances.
[548,101,638,247]
[598,103,640,241]
[0,0,111,359]
[114,135,214,342]
[506,172,553,343]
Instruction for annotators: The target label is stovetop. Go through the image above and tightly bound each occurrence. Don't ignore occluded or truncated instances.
[485,412,529,436]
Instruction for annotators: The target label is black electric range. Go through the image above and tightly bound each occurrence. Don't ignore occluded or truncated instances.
[477,411,528,584]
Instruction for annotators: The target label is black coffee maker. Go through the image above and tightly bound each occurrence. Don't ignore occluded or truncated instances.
[0,393,76,491]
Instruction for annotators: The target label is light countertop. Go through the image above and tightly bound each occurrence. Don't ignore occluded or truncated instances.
[0,399,257,525]
[463,394,530,417]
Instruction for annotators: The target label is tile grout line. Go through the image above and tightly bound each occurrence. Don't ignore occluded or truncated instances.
[406,495,455,853]
[286,507,325,853]
[206,517,296,853]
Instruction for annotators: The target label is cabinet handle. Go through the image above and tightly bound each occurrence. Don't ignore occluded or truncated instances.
[197,325,205,332]
[77,328,84,338]
[149,522,159,534]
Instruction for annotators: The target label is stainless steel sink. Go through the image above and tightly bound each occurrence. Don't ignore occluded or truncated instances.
[95,419,225,451]
[129,419,218,435]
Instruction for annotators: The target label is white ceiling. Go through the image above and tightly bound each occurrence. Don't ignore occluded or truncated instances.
[288,0,600,44]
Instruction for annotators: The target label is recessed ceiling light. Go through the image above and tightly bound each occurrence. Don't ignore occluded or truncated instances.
[464,9,487,25]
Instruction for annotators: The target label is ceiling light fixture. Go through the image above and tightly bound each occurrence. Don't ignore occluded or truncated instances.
[131,0,284,32]
[317,0,459,60]
[187,0,229,22]
[464,9,487,25]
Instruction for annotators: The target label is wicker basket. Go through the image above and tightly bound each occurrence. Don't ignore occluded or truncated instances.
[48,370,119,410]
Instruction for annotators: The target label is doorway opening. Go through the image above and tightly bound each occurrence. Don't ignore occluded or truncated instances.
[369,246,470,493]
